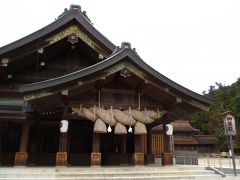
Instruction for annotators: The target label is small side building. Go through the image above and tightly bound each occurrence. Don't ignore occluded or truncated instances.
[152,120,217,154]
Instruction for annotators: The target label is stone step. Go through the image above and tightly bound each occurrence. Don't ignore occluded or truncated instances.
[56,165,207,171]
[0,174,221,180]
[0,166,222,180]
[0,165,206,172]
[0,170,215,176]
[0,165,209,173]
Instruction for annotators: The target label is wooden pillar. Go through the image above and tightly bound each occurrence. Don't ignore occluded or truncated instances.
[15,122,30,166]
[0,124,3,165]
[91,133,101,166]
[133,135,144,165]
[56,133,68,166]
[0,122,8,165]
[0,124,3,154]
[162,121,173,165]
[28,120,41,165]
[0,132,2,165]
[146,128,154,164]
[147,128,152,154]
[121,135,126,154]
[56,106,69,166]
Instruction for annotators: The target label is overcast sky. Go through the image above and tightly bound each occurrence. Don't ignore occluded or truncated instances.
[0,0,239,94]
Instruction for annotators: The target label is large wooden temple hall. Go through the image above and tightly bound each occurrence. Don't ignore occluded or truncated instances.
[0,5,212,166]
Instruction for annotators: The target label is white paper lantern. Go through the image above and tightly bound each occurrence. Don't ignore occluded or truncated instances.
[165,124,173,136]
[60,120,69,133]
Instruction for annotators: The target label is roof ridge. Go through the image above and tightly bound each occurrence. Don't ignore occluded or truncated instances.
[57,5,92,24]
[110,42,141,58]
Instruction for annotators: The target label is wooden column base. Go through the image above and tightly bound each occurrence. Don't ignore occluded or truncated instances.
[56,152,67,166]
[133,153,144,166]
[15,152,28,166]
[163,153,173,165]
[91,152,101,166]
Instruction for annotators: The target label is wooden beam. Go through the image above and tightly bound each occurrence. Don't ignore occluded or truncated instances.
[95,79,105,90]
[99,88,136,95]
[136,80,147,93]
[163,97,182,109]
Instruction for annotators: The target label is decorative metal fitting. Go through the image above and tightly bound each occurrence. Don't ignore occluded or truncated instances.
[1,58,9,67]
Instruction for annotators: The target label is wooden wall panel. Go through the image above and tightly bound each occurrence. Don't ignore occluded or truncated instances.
[151,133,163,155]
[140,135,147,154]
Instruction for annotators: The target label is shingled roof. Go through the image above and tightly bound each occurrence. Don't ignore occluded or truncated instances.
[152,120,199,133]
[194,135,217,145]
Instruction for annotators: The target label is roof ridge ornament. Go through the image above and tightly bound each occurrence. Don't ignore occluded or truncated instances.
[57,4,92,23]
[121,42,140,58]
[70,4,81,11]
[121,42,131,49]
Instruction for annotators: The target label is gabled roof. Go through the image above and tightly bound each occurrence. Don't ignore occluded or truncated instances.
[0,5,115,58]
[172,120,199,132]
[18,42,212,109]
[194,135,217,145]
[152,120,199,133]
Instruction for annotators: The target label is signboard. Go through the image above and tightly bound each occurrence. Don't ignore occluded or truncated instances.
[223,113,236,136]
[222,111,237,176]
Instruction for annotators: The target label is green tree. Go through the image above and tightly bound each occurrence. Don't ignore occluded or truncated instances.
[188,78,240,151]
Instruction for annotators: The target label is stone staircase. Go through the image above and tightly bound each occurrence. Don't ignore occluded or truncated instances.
[0,165,224,180]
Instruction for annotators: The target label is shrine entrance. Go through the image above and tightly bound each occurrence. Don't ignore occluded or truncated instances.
[101,133,134,166]
[68,119,93,166]
[68,118,136,166]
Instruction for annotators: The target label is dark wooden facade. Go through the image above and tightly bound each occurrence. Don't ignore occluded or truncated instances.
[0,5,212,166]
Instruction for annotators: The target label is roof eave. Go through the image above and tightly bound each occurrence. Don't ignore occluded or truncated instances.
[18,48,212,106]
[0,8,115,57]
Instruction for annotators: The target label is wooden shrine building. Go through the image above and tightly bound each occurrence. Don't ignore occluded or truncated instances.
[0,5,212,166]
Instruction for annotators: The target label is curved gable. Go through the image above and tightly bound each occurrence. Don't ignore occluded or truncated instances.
[0,5,115,60]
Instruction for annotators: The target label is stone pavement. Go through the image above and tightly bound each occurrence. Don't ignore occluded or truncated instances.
[197,156,240,179]
[0,156,239,179]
